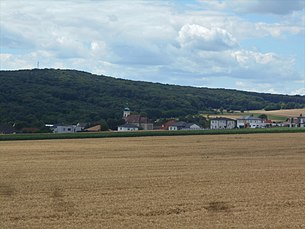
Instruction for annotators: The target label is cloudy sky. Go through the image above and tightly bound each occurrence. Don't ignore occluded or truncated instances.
[1,0,304,95]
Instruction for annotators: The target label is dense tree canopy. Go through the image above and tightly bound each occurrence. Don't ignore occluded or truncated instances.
[0,69,304,127]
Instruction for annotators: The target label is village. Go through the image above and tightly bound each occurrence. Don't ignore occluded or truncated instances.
[19,107,305,134]
[1,106,305,135]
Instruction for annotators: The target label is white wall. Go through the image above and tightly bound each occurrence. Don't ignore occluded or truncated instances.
[118,127,138,131]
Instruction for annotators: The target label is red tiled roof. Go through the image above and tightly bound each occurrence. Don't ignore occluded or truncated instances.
[126,115,141,123]
[126,115,149,124]
[161,120,176,130]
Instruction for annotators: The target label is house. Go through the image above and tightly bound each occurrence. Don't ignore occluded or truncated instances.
[118,123,139,131]
[210,117,236,129]
[161,120,176,130]
[287,114,305,128]
[263,119,273,128]
[237,116,263,128]
[272,121,286,127]
[122,107,153,130]
[0,124,15,134]
[168,121,201,131]
[52,123,85,133]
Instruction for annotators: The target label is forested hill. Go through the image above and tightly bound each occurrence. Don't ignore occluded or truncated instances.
[1,69,305,126]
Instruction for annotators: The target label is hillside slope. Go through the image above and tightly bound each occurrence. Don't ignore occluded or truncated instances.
[0,69,304,126]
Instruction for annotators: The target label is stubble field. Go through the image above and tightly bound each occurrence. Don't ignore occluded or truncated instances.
[1,133,305,228]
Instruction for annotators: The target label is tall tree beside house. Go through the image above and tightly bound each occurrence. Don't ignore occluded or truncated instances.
[258,114,268,120]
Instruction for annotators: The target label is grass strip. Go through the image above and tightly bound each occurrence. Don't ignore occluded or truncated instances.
[1,127,305,141]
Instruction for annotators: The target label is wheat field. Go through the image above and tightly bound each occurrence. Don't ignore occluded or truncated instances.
[250,109,305,117]
[1,133,305,228]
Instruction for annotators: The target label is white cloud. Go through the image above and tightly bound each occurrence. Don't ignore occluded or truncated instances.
[177,24,238,51]
[0,0,304,94]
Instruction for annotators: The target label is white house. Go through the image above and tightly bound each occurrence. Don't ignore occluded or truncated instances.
[236,116,263,128]
[53,125,75,133]
[118,123,139,131]
[52,123,85,133]
[210,117,236,129]
[168,121,201,131]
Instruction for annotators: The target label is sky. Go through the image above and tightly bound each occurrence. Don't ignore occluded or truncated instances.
[0,0,305,95]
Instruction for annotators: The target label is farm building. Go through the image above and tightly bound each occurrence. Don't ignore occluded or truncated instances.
[210,117,236,129]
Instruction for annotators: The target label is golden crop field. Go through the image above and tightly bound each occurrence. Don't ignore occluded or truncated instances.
[250,109,305,117]
[1,133,305,228]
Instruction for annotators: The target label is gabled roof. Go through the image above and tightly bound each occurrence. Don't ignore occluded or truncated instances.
[85,125,101,132]
[184,123,198,128]
[169,121,198,128]
[237,116,262,120]
[126,115,149,124]
[210,117,236,121]
[126,115,140,123]
[169,121,187,127]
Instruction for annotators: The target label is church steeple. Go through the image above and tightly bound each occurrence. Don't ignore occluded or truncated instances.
[123,106,131,120]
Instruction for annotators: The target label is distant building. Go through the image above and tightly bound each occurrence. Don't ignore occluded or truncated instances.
[287,114,305,128]
[161,120,176,130]
[123,107,131,120]
[0,124,15,134]
[118,123,139,131]
[210,117,236,129]
[121,107,153,130]
[52,123,85,133]
[237,116,263,128]
[168,121,201,131]
[263,119,273,128]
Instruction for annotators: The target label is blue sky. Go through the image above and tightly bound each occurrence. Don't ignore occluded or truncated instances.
[1,0,304,95]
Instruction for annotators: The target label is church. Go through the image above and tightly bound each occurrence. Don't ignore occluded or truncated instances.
[118,107,154,131]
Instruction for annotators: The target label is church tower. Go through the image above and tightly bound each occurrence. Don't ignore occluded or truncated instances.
[123,107,131,120]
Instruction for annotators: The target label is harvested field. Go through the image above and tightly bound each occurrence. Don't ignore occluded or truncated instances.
[1,133,305,228]
[250,109,305,118]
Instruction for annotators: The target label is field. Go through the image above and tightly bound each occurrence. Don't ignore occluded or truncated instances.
[250,109,305,118]
[1,133,305,228]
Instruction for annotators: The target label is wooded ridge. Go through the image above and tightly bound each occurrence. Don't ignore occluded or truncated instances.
[1,69,304,127]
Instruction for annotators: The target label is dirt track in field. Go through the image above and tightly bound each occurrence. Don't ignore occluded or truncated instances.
[1,133,305,228]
